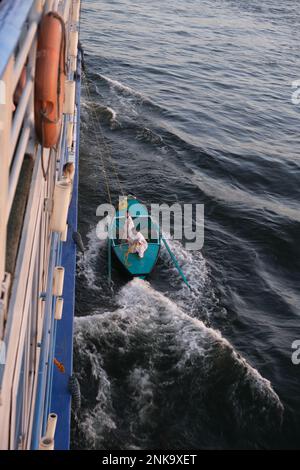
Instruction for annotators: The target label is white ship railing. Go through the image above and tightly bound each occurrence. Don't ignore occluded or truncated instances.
[0,0,80,449]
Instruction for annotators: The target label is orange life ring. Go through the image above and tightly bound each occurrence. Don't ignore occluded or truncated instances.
[34,12,66,148]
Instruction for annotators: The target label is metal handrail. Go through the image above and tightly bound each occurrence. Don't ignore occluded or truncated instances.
[12,20,38,91]
[0,0,35,79]
[1,2,41,224]
[8,125,31,213]
[0,0,74,448]
[10,80,33,164]
[0,0,79,449]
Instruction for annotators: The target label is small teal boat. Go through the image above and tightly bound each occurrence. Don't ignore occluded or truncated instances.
[107,195,191,288]
[109,196,161,278]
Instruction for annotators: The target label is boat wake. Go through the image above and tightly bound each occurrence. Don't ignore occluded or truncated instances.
[76,226,216,319]
[77,228,104,291]
[81,100,120,129]
[98,73,146,100]
[97,73,166,117]
[82,72,193,156]
[73,259,284,449]
[159,238,214,315]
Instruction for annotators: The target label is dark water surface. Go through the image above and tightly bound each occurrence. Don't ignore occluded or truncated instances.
[72,0,300,449]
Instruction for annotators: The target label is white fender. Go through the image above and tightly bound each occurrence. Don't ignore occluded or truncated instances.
[50,180,72,232]
[69,31,79,57]
[72,0,81,23]
[54,297,64,320]
[52,266,65,296]
[63,80,76,115]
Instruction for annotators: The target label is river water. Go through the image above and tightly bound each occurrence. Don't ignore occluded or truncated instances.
[72,0,300,449]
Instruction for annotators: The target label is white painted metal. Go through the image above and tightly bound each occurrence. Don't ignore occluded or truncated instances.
[0,146,46,449]
[67,120,74,148]
[69,31,78,56]
[10,81,33,164]
[36,0,46,14]
[67,102,78,164]
[54,297,64,320]
[10,189,44,449]
[45,0,55,13]
[8,126,31,215]
[39,437,54,450]
[13,22,38,92]
[62,0,71,22]
[50,180,72,232]
[70,55,77,73]
[45,413,57,439]
[53,0,60,11]
[63,80,76,114]
[0,58,13,303]
[0,0,79,449]
[0,273,11,340]
[71,0,81,23]
[61,223,68,242]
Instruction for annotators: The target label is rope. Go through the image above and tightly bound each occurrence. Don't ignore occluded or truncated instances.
[82,71,125,202]
[82,74,113,204]
[83,71,124,196]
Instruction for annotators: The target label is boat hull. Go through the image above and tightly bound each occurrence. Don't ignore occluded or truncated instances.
[112,242,160,278]
[110,196,161,278]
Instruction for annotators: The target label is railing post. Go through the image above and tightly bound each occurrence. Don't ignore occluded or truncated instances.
[0,57,13,294]
[0,57,13,449]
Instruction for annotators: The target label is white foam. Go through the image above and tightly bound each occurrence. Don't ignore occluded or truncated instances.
[74,236,283,447]
[81,99,117,120]
[136,127,165,145]
[77,227,105,290]
[105,106,117,121]
[128,367,154,425]
[98,73,146,100]
[158,235,220,319]
[74,341,116,448]
[75,278,283,413]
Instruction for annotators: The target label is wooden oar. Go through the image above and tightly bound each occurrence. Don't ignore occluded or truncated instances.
[108,229,112,284]
[150,219,191,289]
[161,235,191,290]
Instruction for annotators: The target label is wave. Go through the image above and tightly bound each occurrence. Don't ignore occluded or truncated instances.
[72,279,283,450]
[98,73,146,100]
[157,235,219,320]
[97,73,166,116]
[105,106,117,121]
[191,170,300,223]
[77,228,107,292]
[136,127,165,146]
[81,99,119,128]
[77,219,223,323]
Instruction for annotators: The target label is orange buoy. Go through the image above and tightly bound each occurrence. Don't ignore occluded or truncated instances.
[34,12,66,148]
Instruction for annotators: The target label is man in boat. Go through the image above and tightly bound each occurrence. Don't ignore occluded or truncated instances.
[122,211,135,241]
[123,213,148,259]
[129,227,148,258]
